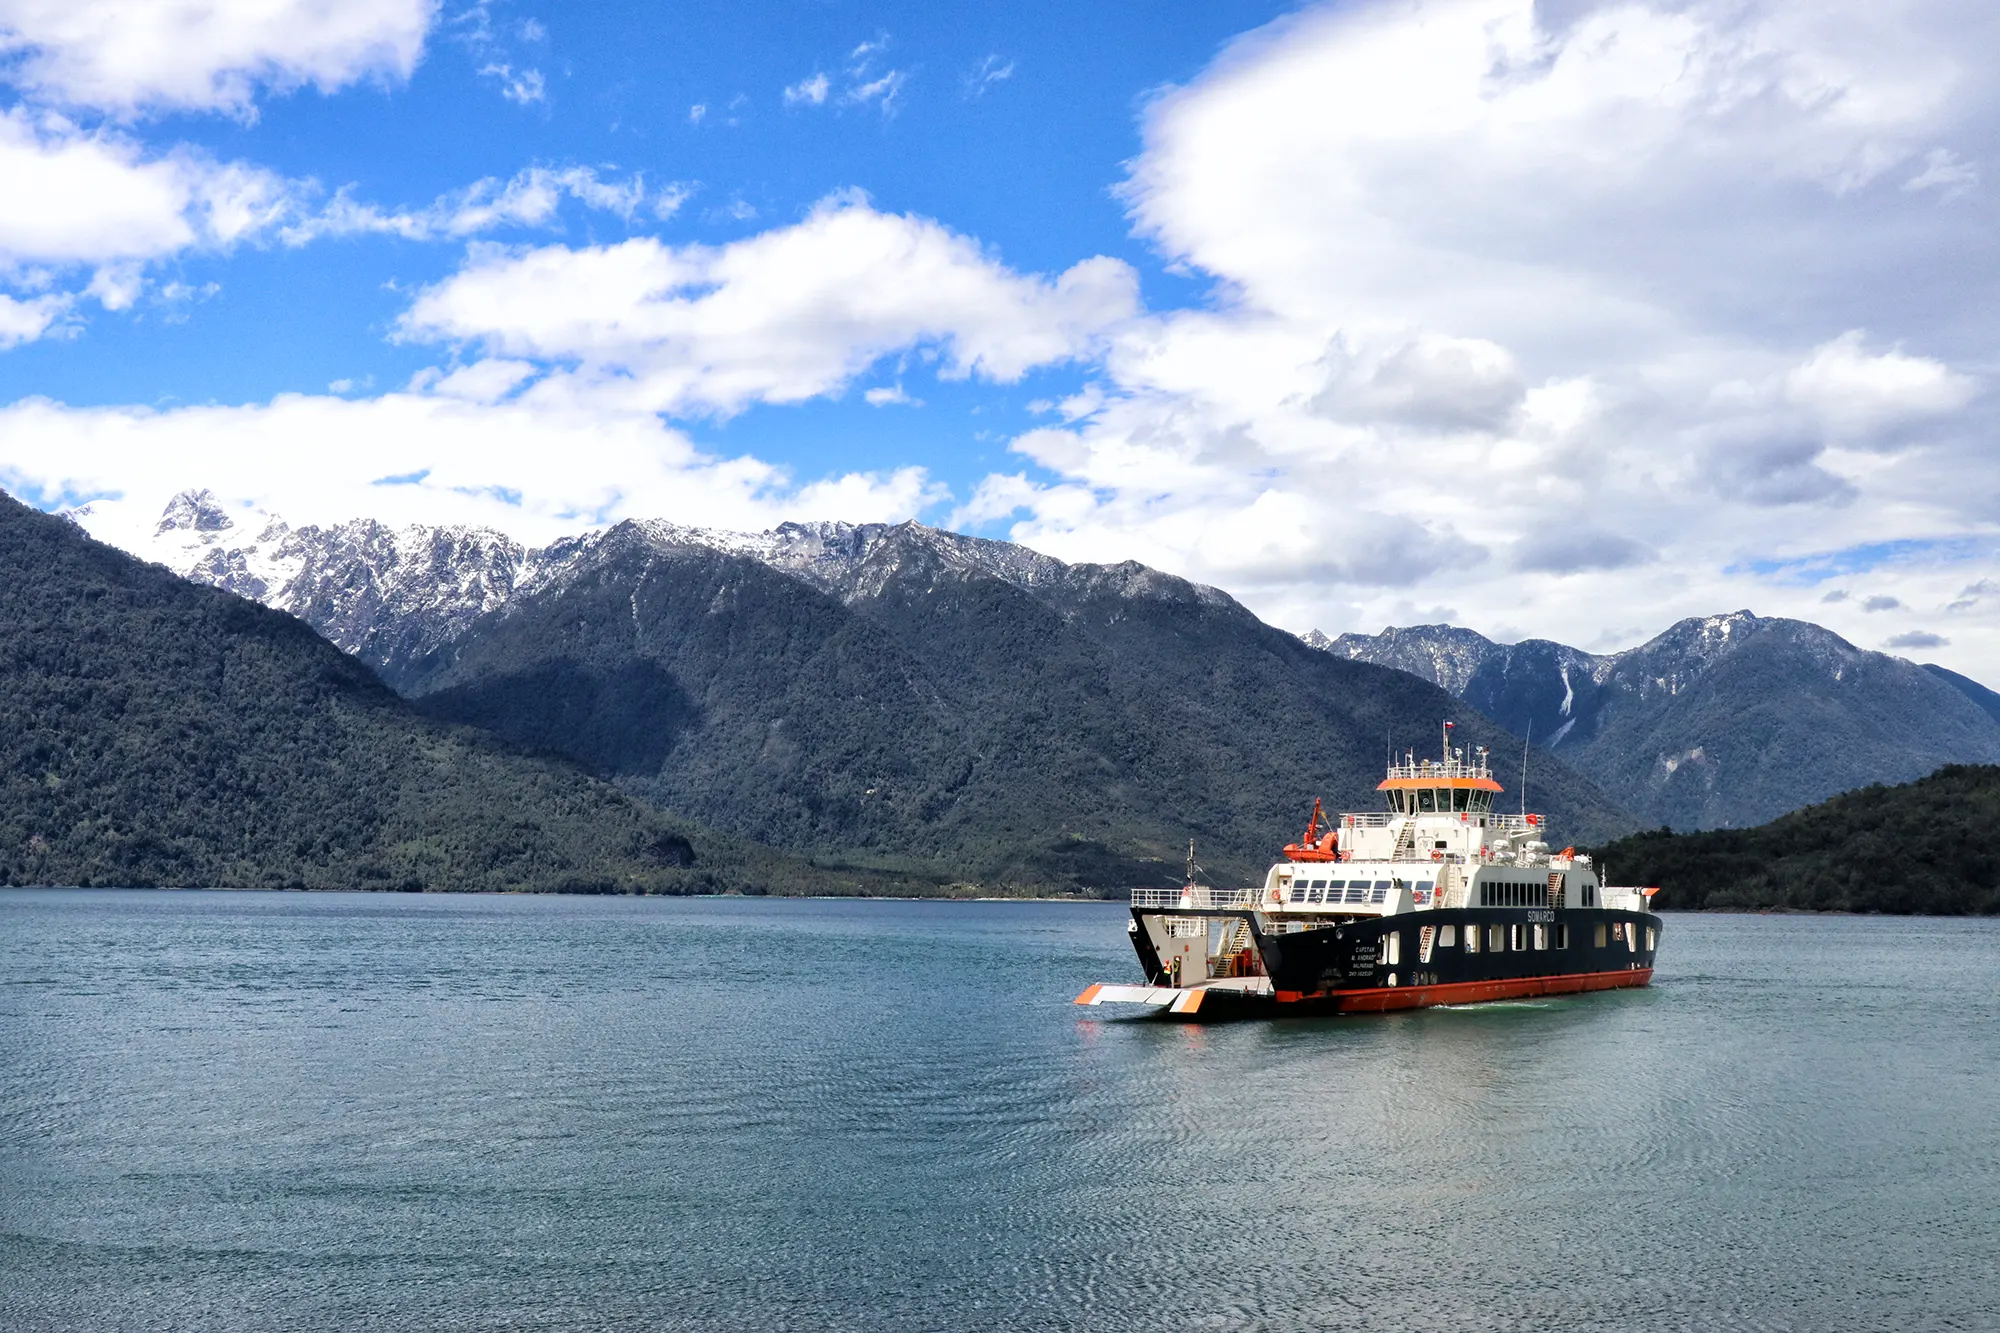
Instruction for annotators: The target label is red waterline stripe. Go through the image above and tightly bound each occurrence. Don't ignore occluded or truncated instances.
[1278,968,1654,1013]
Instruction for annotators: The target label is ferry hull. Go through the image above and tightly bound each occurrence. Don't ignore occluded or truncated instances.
[1080,907,1660,1021]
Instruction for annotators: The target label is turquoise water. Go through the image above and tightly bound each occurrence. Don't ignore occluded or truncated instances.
[3,890,1998,1332]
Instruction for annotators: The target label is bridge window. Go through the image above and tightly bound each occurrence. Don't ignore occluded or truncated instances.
[1453,788,1470,812]
[1582,884,1597,907]
[1417,789,1436,812]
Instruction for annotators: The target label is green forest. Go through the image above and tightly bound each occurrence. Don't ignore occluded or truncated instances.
[0,495,937,895]
[1592,764,2000,914]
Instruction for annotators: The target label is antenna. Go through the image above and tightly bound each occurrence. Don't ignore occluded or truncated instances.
[1520,719,1532,819]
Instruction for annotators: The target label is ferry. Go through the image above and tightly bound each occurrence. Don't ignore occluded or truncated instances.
[1076,725,1661,1019]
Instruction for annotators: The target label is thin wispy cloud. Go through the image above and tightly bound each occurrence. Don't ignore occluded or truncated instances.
[782,72,829,107]
[479,62,546,105]
[965,54,1014,98]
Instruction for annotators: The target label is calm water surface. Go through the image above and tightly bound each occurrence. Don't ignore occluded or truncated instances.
[3,890,1997,1332]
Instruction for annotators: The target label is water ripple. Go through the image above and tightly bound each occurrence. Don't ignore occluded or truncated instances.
[3,892,1999,1331]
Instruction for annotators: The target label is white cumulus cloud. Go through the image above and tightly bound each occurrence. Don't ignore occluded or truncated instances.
[1,391,945,555]
[0,0,436,117]
[395,193,1140,417]
[970,0,2000,676]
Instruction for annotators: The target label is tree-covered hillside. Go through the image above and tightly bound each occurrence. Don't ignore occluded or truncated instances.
[0,494,906,894]
[1592,764,2000,914]
[402,524,1634,886]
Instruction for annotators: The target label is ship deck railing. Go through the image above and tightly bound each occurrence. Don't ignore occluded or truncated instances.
[1130,886,1264,910]
[1340,812,1540,831]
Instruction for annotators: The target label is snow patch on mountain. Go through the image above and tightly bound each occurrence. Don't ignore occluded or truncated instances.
[135,490,1235,668]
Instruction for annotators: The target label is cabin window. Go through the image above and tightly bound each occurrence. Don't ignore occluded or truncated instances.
[1416,880,1434,896]
[1344,886,1365,903]
[1310,879,1327,890]
[1305,887,1321,903]
[1532,924,1548,951]
[1582,884,1597,908]
[1487,924,1505,951]
[1595,923,1608,948]
[1464,927,1480,953]
[1289,886,1306,902]
[1554,923,1568,949]
[1511,923,1528,951]
[1378,932,1401,965]
[1440,924,1457,948]
[1417,789,1436,812]
[1371,882,1390,903]
[1646,928,1656,951]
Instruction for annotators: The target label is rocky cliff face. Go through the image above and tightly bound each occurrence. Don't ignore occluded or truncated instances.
[1322,613,2000,829]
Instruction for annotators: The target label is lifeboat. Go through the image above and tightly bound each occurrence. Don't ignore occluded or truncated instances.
[1282,797,1339,862]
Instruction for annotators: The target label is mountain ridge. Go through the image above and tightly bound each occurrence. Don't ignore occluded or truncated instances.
[1320,613,2000,829]
[128,490,1636,881]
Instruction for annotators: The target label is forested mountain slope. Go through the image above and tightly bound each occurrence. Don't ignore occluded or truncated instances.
[0,494,838,893]
[132,495,1636,885]
[398,522,1633,882]
[1592,765,2000,914]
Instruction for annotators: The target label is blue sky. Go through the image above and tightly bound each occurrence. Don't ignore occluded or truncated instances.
[0,0,1284,494]
[3,0,1998,674]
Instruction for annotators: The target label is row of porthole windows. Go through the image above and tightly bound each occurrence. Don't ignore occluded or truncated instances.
[1412,921,1658,956]
[1438,922,1562,953]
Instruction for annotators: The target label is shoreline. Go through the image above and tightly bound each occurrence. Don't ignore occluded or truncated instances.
[1,884,1993,916]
